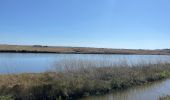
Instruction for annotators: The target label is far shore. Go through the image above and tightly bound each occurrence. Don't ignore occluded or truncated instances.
[0,44,170,55]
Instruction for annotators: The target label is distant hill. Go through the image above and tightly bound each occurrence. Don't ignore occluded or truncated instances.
[0,44,170,55]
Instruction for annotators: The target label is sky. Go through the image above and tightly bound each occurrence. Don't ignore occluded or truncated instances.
[0,0,170,49]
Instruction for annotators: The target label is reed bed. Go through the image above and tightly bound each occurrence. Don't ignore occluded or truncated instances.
[0,59,170,100]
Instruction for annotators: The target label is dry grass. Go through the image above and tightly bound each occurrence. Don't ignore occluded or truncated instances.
[0,60,170,100]
[0,44,170,54]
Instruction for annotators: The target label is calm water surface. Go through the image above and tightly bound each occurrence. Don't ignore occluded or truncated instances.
[80,79,170,100]
[0,53,170,74]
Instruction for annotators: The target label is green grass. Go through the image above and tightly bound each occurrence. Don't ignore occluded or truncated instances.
[0,61,170,100]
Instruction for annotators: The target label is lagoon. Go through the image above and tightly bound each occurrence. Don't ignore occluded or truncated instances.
[0,53,170,74]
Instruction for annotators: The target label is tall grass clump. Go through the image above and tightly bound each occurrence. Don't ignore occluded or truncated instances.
[160,95,170,100]
[0,58,170,100]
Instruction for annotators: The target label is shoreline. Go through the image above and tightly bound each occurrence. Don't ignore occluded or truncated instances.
[0,51,170,55]
[0,45,170,55]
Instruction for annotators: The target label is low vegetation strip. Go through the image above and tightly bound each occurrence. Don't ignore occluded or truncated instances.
[0,44,170,55]
[0,62,170,100]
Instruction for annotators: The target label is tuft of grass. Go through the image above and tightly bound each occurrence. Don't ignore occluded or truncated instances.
[160,96,170,100]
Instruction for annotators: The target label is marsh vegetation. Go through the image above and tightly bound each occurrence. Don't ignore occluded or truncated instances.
[0,58,170,100]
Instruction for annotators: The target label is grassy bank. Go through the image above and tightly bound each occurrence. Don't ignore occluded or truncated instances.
[0,61,170,100]
[1,44,170,55]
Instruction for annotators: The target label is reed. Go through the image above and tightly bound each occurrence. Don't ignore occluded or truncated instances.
[0,59,170,100]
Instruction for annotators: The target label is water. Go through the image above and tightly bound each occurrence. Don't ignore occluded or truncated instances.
[0,53,170,74]
[80,79,170,100]
[0,53,170,99]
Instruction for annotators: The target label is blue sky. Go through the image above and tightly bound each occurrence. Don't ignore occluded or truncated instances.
[0,0,170,49]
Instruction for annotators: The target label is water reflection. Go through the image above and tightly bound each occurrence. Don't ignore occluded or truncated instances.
[80,79,170,100]
[0,53,170,74]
